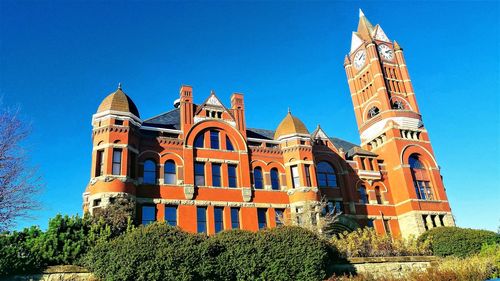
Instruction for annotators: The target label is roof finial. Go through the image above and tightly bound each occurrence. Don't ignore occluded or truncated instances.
[359,8,365,18]
[288,107,291,114]
[210,89,215,95]
[118,82,122,90]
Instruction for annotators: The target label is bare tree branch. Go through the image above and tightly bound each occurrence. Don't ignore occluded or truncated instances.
[0,104,42,231]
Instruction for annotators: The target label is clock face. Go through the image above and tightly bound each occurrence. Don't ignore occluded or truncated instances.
[378,44,394,61]
[354,50,366,69]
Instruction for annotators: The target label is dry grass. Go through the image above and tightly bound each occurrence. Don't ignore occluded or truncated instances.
[326,254,498,281]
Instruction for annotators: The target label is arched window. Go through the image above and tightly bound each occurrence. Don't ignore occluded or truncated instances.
[316,162,337,187]
[253,167,263,189]
[143,160,157,184]
[375,186,383,204]
[270,168,280,190]
[359,185,368,204]
[226,136,234,151]
[194,133,204,148]
[164,160,176,185]
[368,106,380,118]
[409,154,434,200]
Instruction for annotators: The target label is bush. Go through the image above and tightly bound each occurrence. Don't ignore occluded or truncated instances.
[0,226,43,276]
[84,224,334,281]
[418,227,500,257]
[84,223,205,281]
[330,227,431,258]
[29,214,91,266]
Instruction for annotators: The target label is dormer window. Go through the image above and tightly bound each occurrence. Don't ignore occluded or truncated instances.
[368,106,380,118]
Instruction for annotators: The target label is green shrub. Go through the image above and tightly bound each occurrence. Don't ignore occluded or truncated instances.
[84,224,333,281]
[418,227,500,257]
[84,223,205,281]
[331,227,431,258]
[257,226,332,281]
[0,226,43,276]
[30,214,91,266]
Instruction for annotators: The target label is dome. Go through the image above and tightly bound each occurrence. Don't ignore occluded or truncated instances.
[274,111,309,139]
[97,86,140,118]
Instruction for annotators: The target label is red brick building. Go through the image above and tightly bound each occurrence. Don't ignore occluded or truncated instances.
[83,10,454,238]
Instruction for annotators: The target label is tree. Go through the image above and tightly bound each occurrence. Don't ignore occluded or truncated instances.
[0,105,42,231]
[278,196,346,238]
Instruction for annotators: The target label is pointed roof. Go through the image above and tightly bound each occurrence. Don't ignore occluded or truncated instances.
[97,85,140,117]
[274,111,309,139]
[357,9,375,41]
[373,25,390,42]
[312,125,329,139]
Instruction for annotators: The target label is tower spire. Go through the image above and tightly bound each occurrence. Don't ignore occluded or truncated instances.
[357,9,374,41]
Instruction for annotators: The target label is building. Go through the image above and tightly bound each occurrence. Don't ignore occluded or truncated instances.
[83,10,454,238]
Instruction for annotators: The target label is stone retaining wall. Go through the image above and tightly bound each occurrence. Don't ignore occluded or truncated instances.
[1,265,95,281]
[330,256,438,278]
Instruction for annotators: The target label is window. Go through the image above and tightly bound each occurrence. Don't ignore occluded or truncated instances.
[164,205,177,226]
[212,163,221,187]
[231,207,240,229]
[359,186,368,204]
[210,130,219,149]
[214,207,224,233]
[304,165,312,187]
[392,100,405,110]
[228,164,237,188]
[115,119,124,125]
[194,133,204,148]
[375,187,383,204]
[253,167,263,189]
[383,219,391,235]
[141,205,156,225]
[112,149,122,175]
[93,198,101,207]
[368,106,380,118]
[325,201,343,215]
[95,150,104,177]
[291,165,300,188]
[275,209,284,226]
[415,181,434,200]
[129,152,137,178]
[257,208,267,229]
[197,207,207,233]
[195,162,205,186]
[164,160,176,184]
[316,162,337,187]
[226,136,234,151]
[143,160,157,184]
[409,155,424,169]
[409,154,434,200]
[270,168,280,190]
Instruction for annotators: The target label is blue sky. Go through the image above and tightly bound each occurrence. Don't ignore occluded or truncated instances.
[1,1,498,232]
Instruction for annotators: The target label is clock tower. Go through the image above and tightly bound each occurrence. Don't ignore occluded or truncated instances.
[344,9,455,237]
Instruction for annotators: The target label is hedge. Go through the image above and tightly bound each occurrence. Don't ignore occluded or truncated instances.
[83,224,333,281]
[418,227,500,257]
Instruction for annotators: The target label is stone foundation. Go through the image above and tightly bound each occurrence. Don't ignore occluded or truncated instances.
[330,256,438,279]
